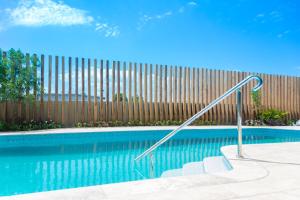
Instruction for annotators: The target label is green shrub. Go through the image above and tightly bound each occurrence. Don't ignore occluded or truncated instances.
[258,109,288,126]
[74,119,217,128]
[0,120,62,131]
[244,119,265,126]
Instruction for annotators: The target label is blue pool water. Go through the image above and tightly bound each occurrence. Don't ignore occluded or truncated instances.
[0,128,300,196]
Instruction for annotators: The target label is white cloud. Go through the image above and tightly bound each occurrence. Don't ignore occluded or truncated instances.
[95,23,120,38]
[137,1,197,30]
[137,11,173,30]
[1,0,121,37]
[6,0,94,27]
[188,1,197,6]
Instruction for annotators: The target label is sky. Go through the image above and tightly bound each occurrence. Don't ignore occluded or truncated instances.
[0,0,300,76]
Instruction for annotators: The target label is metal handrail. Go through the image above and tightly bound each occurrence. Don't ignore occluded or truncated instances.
[135,75,263,161]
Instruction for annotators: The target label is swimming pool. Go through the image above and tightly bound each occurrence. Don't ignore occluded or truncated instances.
[0,128,300,196]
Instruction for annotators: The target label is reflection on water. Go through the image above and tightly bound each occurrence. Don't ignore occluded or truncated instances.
[0,129,300,196]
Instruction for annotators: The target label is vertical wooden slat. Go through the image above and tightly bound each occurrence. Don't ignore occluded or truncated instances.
[178,67,182,121]
[174,66,178,120]
[267,74,273,108]
[278,75,282,111]
[123,62,127,122]
[292,76,295,118]
[61,56,65,125]
[26,53,30,121]
[87,59,92,123]
[159,65,163,121]
[33,54,38,121]
[219,70,224,124]
[187,68,191,118]
[105,60,109,121]
[40,55,45,121]
[222,70,228,124]
[68,57,72,125]
[100,60,104,121]
[192,68,195,116]
[296,77,300,119]
[202,68,207,121]
[46,56,52,120]
[229,71,234,124]
[198,68,203,116]
[183,67,187,120]
[81,58,85,122]
[284,75,288,117]
[196,68,200,113]
[164,65,168,120]
[134,63,138,120]
[144,64,148,123]
[112,61,116,121]
[149,64,153,122]
[214,70,219,123]
[117,61,121,121]
[93,59,98,123]
[139,63,144,122]
[154,64,159,121]
[75,58,79,123]
[55,56,59,122]
[208,69,213,122]
[169,66,173,120]
[128,62,133,121]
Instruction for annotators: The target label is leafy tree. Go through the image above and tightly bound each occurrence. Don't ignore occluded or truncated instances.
[113,93,128,102]
[0,48,40,122]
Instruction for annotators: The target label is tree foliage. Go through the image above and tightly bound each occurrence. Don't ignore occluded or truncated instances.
[0,48,39,102]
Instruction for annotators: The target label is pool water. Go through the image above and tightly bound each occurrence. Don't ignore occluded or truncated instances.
[0,128,300,196]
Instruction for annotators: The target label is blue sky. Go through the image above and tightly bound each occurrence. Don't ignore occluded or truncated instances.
[0,0,300,76]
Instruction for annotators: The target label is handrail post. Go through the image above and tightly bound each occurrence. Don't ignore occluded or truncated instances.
[236,89,243,158]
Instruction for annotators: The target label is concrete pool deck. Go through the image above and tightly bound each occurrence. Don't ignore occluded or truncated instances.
[1,126,300,200]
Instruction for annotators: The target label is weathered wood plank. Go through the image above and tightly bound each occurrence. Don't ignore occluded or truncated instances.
[169,66,173,120]
[117,61,121,121]
[134,63,138,120]
[55,56,59,122]
[164,65,168,120]
[81,58,85,122]
[106,60,110,121]
[75,57,79,123]
[154,64,159,121]
[112,61,116,121]
[123,62,127,122]
[144,64,148,123]
[68,57,72,125]
[93,59,98,123]
[139,63,144,122]
[61,56,65,125]
[174,66,178,120]
[159,65,163,121]
[100,60,104,121]
[128,62,133,121]
[40,54,45,121]
[149,64,153,122]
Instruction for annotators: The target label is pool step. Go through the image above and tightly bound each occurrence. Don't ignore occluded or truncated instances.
[203,156,231,173]
[161,156,230,178]
[182,162,204,175]
[161,168,183,177]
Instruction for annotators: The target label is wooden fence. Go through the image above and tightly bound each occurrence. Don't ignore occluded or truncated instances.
[1,53,300,126]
